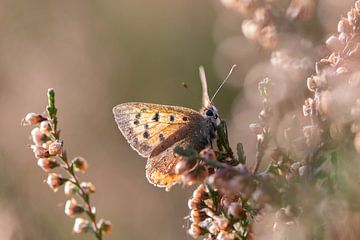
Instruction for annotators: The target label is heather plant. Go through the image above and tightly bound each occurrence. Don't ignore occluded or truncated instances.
[22,89,111,240]
[20,1,360,240]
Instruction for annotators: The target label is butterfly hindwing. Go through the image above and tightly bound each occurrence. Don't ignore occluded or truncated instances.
[146,117,213,188]
[112,102,204,157]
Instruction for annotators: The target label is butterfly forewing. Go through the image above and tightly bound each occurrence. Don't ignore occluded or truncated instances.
[113,102,203,157]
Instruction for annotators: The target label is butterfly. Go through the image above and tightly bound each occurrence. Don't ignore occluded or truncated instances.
[113,66,235,190]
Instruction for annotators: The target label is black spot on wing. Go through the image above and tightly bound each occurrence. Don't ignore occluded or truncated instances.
[152,112,160,122]
[182,116,188,121]
[169,115,175,122]
[144,124,149,129]
[133,119,139,125]
[135,113,141,119]
[143,131,150,139]
[159,133,165,141]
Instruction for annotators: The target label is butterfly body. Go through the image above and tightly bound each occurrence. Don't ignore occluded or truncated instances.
[113,102,219,188]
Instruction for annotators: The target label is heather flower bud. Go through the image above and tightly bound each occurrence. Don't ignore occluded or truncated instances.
[64,181,78,195]
[188,223,202,238]
[73,218,90,234]
[303,98,316,116]
[188,198,201,210]
[97,219,112,234]
[46,173,66,192]
[227,202,243,219]
[217,230,235,240]
[39,121,52,134]
[80,182,96,194]
[181,165,208,186]
[48,140,63,155]
[37,158,58,172]
[31,145,49,158]
[338,18,351,34]
[242,20,260,41]
[72,157,89,173]
[65,198,84,217]
[175,157,197,175]
[326,35,343,52]
[31,127,48,146]
[199,147,216,161]
[306,74,317,88]
[21,113,47,126]
[192,184,206,200]
[213,215,229,230]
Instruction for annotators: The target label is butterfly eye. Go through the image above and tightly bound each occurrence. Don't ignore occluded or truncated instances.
[206,110,214,117]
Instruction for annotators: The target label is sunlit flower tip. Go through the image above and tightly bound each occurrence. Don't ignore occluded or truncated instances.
[21,113,47,126]
[199,148,216,161]
[46,173,66,192]
[249,123,264,134]
[97,219,112,234]
[73,218,90,234]
[80,182,96,194]
[31,145,49,158]
[71,157,89,173]
[39,121,52,134]
[48,140,63,156]
[188,222,202,238]
[175,157,197,175]
[227,202,243,219]
[65,198,84,217]
[37,158,58,172]
[64,181,78,195]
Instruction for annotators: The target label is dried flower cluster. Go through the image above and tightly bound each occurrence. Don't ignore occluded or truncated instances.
[219,0,316,49]
[22,89,111,240]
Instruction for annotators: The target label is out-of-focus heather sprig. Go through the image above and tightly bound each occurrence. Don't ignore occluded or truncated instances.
[308,0,360,154]
[22,89,111,240]
[219,0,316,49]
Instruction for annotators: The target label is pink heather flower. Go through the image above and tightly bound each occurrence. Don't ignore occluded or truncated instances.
[21,113,47,126]
[39,121,52,134]
[73,218,90,234]
[37,158,58,172]
[46,173,65,192]
[72,157,89,173]
[80,182,96,194]
[97,219,112,234]
[64,181,78,196]
[48,140,63,156]
[31,127,46,146]
[31,145,49,158]
[64,198,84,217]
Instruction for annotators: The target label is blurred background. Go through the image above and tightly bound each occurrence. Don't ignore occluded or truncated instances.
[0,0,355,239]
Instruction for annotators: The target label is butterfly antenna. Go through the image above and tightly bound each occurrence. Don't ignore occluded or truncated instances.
[210,64,237,103]
[199,66,211,108]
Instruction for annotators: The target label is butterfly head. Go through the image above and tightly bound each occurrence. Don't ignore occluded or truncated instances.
[202,105,221,127]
